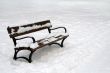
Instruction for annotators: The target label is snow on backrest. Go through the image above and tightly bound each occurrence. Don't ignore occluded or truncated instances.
[7,20,52,37]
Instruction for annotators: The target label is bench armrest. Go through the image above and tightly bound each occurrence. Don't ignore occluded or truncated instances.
[49,27,67,33]
[16,36,35,43]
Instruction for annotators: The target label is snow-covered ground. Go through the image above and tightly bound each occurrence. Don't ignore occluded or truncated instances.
[0,0,110,73]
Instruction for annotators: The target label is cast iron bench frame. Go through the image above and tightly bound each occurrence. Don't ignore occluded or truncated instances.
[7,20,69,63]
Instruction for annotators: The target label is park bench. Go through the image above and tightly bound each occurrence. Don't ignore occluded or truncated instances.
[7,20,69,63]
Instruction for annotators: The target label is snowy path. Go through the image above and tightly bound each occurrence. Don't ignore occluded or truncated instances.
[0,1,110,73]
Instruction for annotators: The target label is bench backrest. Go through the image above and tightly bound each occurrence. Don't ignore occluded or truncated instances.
[7,20,52,38]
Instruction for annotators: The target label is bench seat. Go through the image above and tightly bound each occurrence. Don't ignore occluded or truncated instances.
[16,32,69,50]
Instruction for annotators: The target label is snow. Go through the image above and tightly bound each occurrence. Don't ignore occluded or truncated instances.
[44,37,57,43]
[16,43,30,48]
[39,39,49,44]
[16,38,33,47]
[0,0,110,73]
[11,23,51,34]
[16,38,39,48]
[16,38,33,44]
[17,23,51,34]
[46,31,68,38]
[30,42,39,48]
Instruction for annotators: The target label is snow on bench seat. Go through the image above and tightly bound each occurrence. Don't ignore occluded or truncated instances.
[15,32,68,48]
[16,41,39,48]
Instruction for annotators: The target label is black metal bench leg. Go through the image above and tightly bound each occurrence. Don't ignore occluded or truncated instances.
[28,51,34,63]
[13,48,19,60]
[13,48,34,63]
[60,37,67,47]
[49,37,68,47]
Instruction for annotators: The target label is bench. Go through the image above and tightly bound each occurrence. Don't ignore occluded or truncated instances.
[7,20,69,63]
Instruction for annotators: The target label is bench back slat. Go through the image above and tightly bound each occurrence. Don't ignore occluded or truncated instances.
[7,20,52,38]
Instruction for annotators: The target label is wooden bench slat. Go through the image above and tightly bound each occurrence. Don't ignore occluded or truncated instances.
[7,20,52,37]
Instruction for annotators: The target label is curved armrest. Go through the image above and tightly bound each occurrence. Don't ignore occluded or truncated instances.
[16,36,35,43]
[49,27,67,33]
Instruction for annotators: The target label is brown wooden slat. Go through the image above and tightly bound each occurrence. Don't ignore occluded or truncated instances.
[7,20,51,37]
[9,26,50,38]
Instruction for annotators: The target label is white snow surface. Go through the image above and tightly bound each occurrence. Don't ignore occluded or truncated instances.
[15,38,39,48]
[30,42,39,49]
[0,0,110,73]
